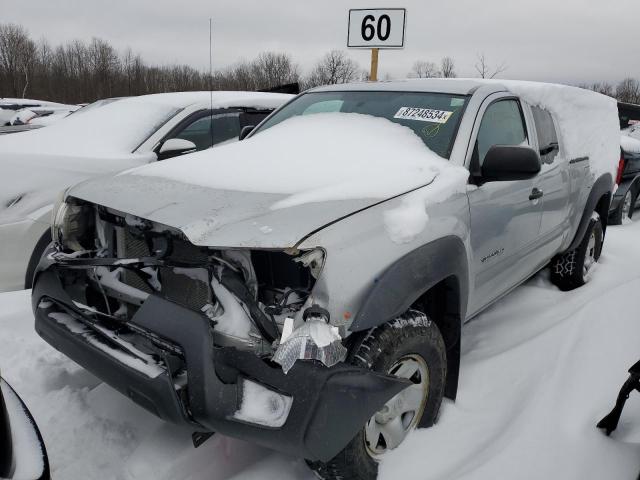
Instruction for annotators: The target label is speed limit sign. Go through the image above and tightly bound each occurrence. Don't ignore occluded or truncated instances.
[347,8,406,48]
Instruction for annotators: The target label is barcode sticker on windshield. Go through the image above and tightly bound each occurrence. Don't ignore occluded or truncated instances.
[393,107,453,124]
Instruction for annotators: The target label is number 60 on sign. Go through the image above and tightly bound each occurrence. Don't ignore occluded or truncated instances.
[347,9,406,49]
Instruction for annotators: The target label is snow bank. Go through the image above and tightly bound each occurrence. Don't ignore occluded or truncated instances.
[621,134,640,154]
[482,80,620,180]
[379,220,640,480]
[129,113,468,214]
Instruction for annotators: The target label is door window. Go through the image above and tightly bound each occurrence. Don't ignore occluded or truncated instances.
[473,99,528,173]
[531,106,559,164]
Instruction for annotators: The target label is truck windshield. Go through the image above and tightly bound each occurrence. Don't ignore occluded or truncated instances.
[254,90,469,158]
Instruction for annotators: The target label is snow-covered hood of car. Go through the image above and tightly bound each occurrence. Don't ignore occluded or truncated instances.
[68,114,455,248]
[0,151,151,224]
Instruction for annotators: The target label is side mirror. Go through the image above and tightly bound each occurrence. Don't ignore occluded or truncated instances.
[157,138,197,160]
[480,145,541,182]
[239,125,255,141]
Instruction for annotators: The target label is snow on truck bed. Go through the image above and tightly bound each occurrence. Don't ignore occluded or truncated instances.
[2,221,640,480]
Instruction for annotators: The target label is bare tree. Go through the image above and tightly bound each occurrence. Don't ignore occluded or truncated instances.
[616,78,640,104]
[305,50,360,88]
[410,60,439,78]
[474,53,507,79]
[0,23,36,97]
[440,57,456,78]
[579,82,615,97]
[251,51,299,90]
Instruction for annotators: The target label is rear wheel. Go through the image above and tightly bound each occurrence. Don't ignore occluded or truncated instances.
[550,213,603,291]
[307,310,447,480]
[610,189,635,225]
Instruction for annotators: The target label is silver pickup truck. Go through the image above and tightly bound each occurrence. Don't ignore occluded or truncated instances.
[31,79,616,480]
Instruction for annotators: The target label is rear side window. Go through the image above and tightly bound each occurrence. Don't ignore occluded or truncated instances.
[473,99,528,171]
[532,106,559,164]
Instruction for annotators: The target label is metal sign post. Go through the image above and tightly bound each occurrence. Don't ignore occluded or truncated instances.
[347,8,406,81]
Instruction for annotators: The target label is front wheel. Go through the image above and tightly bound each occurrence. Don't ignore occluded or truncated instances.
[550,213,603,291]
[307,310,447,480]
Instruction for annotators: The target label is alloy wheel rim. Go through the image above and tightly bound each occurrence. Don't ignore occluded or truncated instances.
[364,354,429,459]
[583,231,597,280]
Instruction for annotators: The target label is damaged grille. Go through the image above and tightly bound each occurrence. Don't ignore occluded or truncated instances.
[121,228,212,312]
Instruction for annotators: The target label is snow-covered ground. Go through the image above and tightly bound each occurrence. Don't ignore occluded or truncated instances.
[2,221,640,479]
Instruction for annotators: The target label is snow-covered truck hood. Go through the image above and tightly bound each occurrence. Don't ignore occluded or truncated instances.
[68,114,452,248]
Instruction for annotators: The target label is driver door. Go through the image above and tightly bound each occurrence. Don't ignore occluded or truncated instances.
[467,95,544,316]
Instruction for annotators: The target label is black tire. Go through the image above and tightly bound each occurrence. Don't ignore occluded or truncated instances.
[550,213,603,291]
[24,229,52,289]
[307,310,447,480]
[610,189,634,225]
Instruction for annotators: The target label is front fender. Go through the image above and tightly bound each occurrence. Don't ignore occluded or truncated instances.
[350,235,468,332]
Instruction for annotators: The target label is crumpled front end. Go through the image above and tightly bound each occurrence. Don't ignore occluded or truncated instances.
[31,197,410,461]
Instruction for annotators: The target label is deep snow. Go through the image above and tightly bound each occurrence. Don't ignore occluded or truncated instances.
[1,222,640,479]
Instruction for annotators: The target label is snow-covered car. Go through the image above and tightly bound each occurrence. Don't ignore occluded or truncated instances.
[609,133,640,224]
[0,374,49,480]
[0,98,73,126]
[31,79,618,479]
[0,91,292,292]
[8,105,80,127]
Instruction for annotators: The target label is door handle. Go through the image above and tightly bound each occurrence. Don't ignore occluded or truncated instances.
[529,188,544,201]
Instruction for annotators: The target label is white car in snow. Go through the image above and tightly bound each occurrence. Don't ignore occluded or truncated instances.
[0,91,292,292]
[0,98,75,126]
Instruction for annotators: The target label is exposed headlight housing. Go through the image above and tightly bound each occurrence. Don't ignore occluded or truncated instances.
[51,191,94,251]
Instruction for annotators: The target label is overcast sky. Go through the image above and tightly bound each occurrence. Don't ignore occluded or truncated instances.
[1,0,638,85]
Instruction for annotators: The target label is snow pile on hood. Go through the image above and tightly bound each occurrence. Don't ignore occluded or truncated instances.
[129,112,469,212]
[483,80,619,180]
[621,134,640,154]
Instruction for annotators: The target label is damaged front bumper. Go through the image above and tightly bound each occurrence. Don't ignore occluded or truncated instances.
[31,247,410,462]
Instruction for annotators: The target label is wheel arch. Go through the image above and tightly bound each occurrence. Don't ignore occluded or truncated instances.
[25,228,52,290]
[568,173,613,251]
[349,236,469,400]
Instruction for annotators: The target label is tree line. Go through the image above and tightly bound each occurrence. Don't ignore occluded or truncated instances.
[0,23,369,103]
[1,22,639,105]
